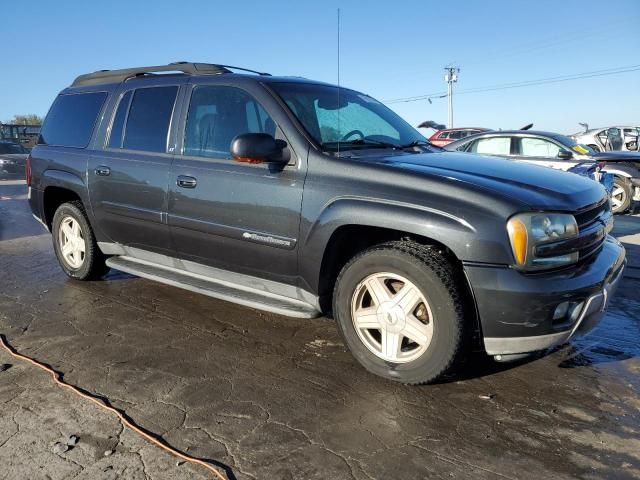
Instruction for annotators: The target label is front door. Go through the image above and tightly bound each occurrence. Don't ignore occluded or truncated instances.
[512,136,578,171]
[88,81,182,255]
[168,83,304,284]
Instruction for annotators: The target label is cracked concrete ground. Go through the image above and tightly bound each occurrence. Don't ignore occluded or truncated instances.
[1,177,639,479]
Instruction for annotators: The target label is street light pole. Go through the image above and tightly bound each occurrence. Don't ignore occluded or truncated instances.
[444,66,460,129]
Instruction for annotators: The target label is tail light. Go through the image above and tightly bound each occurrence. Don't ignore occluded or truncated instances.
[25,154,32,186]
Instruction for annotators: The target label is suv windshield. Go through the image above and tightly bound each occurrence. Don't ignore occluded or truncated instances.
[269,82,427,152]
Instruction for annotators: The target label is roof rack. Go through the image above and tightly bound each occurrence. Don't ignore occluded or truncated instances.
[71,62,270,87]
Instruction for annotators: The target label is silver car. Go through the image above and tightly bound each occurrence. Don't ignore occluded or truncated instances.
[572,126,639,152]
[445,130,640,214]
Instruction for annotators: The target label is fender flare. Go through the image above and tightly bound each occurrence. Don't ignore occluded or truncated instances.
[299,197,478,293]
[39,168,92,226]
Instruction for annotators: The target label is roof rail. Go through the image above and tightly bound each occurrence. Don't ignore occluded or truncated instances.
[70,62,270,87]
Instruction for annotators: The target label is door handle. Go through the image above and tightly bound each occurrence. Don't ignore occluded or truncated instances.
[177,175,197,189]
[95,166,111,176]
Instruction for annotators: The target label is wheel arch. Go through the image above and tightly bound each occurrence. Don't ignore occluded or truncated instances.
[299,198,479,314]
[41,169,89,230]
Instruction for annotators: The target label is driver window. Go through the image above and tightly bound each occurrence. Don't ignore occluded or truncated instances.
[520,138,561,157]
[184,86,277,159]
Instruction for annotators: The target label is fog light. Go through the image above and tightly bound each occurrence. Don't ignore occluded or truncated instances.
[553,302,570,320]
[568,301,584,324]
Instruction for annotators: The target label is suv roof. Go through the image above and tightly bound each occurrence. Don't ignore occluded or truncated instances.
[70,61,331,89]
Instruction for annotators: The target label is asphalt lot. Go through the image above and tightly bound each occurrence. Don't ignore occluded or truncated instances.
[1,175,639,480]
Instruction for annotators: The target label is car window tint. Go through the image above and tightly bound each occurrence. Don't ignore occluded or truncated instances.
[184,86,276,158]
[38,92,108,148]
[314,101,400,143]
[470,137,510,155]
[122,86,178,153]
[520,137,561,157]
[108,90,132,148]
[438,131,450,139]
[0,143,24,154]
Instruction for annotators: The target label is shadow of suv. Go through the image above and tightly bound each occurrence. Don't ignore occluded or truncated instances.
[27,62,626,384]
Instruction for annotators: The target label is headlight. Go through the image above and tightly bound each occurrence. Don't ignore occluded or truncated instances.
[506,213,578,270]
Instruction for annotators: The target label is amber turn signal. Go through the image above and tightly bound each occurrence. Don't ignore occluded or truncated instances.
[507,217,528,266]
[233,156,264,164]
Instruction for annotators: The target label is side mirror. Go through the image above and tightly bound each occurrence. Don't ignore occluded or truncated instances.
[557,150,573,160]
[230,133,288,164]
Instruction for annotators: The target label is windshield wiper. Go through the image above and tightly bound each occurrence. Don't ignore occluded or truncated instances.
[397,140,442,150]
[341,138,400,149]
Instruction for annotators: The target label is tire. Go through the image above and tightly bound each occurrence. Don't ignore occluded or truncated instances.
[332,241,467,384]
[588,144,601,153]
[52,201,110,280]
[611,177,632,214]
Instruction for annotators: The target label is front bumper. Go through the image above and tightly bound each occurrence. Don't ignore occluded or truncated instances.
[465,236,626,356]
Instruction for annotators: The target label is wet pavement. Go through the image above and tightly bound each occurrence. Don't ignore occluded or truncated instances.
[0,176,639,479]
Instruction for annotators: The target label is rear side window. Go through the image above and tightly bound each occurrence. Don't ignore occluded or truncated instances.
[39,92,107,148]
[122,86,178,153]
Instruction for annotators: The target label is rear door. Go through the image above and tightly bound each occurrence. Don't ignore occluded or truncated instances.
[88,78,184,255]
[168,81,304,282]
[512,136,578,171]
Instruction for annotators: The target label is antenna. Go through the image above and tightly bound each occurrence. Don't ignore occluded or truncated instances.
[337,7,341,157]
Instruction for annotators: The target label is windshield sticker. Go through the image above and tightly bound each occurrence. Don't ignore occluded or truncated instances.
[573,145,589,155]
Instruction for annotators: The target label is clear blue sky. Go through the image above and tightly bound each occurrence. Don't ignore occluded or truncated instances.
[2,0,639,134]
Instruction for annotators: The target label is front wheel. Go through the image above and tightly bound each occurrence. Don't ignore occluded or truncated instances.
[332,241,467,384]
[611,177,632,214]
[52,201,110,280]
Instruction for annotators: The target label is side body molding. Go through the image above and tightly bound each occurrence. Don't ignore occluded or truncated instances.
[299,197,477,293]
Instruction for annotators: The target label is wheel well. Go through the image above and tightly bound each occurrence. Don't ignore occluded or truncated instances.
[317,225,460,308]
[43,187,82,230]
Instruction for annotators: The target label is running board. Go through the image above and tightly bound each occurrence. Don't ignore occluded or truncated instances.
[105,256,321,318]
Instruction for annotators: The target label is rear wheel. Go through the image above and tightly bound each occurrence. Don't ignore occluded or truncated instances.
[332,241,467,384]
[611,177,632,214]
[52,201,110,280]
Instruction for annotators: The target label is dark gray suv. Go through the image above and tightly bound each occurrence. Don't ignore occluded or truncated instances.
[27,62,626,384]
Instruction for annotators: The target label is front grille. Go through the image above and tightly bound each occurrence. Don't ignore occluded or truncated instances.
[575,198,611,261]
[534,197,611,263]
[574,198,608,230]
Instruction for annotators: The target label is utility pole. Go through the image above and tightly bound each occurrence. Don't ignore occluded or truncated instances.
[444,66,460,129]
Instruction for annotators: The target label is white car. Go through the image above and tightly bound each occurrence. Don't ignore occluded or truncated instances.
[445,130,640,214]
[571,126,639,152]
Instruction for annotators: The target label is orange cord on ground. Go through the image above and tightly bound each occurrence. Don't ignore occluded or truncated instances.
[0,335,227,480]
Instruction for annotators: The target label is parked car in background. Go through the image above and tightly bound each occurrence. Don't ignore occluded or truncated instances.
[445,130,640,214]
[572,126,640,152]
[27,62,626,384]
[0,141,29,174]
[428,127,489,147]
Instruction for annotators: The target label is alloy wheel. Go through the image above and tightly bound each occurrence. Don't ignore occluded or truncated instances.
[611,184,627,212]
[351,272,434,363]
[58,216,86,269]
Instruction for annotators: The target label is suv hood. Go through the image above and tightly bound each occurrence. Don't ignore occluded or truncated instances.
[375,151,605,211]
[592,151,640,163]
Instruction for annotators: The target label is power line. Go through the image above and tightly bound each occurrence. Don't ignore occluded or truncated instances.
[384,64,640,104]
